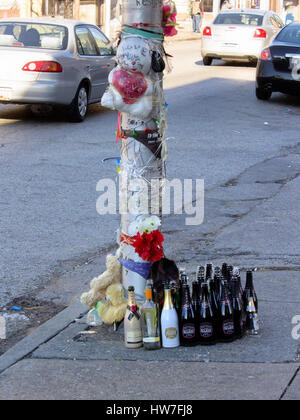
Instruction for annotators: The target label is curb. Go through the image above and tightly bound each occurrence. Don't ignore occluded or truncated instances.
[0,301,88,375]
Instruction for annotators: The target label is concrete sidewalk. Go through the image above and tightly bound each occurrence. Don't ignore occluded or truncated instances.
[0,154,300,400]
[0,269,299,400]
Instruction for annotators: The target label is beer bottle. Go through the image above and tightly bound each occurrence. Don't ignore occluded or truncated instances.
[232,280,244,339]
[161,284,180,348]
[142,281,161,350]
[218,282,235,342]
[245,296,260,335]
[180,283,198,346]
[124,286,143,348]
[199,282,216,345]
[243,271,258,313]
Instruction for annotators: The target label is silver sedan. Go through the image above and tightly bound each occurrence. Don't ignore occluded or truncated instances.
[0,18,115,121]
[201,9,285,66]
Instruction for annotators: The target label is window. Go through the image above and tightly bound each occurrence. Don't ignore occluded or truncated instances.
[75,26,97,56]
[214,13,264,26]
[276,26,300,45]
[88,27,113,56]
[0,22,68,49]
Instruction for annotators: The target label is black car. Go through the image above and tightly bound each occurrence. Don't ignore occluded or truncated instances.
[256,22,300,100]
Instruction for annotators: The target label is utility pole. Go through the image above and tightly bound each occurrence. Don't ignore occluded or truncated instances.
[117,0,165,301]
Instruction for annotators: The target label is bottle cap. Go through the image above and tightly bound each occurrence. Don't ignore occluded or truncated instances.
[128,286,135,292]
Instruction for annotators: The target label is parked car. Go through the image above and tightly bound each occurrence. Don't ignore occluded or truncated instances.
[256,22,300,100]
[0,18,115,122]
[201,9,284,65]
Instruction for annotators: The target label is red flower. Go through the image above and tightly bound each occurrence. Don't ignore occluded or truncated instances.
[132,229,164,262]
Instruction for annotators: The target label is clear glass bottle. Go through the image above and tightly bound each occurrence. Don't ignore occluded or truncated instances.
[142,281,161,350]
[243,270,258,313]
[161,284,180,348]
[245,296,260,335]
[124,286,143,349]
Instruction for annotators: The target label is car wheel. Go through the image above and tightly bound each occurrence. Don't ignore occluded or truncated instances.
[203,57,213,66]
[68,84,89,122]
[256,86,272,101]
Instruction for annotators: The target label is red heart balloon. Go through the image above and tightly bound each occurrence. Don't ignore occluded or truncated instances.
[112,70,147,105]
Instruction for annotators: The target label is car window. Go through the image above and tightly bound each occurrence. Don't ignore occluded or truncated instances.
[274,15,285,28]
[270,15,281,28]
[276,26,300,44]
[75,26,97,56]
[0,22,68,49]
[88,27,113,56]
[214,13,264,26]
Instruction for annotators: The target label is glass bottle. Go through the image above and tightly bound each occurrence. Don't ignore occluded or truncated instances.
[243,271,258,313]
[142,281,161,350]
[245,296,260,335]
[124,286,143,349]
[232,280,244,339]
[218,282,235,342]
[161,285,180,348]
[180,283,198,346]
[199,282,216,345]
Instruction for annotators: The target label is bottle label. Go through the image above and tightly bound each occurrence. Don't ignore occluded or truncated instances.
[165,327,177,339]
[199,322,214,338]
[126,331,142,344]
[222,320,235,335]
[143,337,160,343]
[182,324,195,339]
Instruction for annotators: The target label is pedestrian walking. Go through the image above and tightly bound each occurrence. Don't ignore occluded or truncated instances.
[191,0,203,33]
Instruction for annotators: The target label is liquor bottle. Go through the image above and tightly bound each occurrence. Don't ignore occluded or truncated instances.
[245,296,260,335]
[142,281,161,350]
[124,286,143,349]
[222,263,228,279]
[180,283,198,346]
[218,282,235,342]
[243,271,258,313]
[232,280,244,339]
[161,285,180,348]
[197,267,205,300]
[199,283,216,345]
[206,263,213,281]
[192,281,200,320]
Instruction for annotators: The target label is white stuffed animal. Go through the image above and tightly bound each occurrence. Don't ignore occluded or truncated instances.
[101,36,154,120]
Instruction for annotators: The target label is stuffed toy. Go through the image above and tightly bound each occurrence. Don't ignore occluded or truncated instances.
[97,283,128,324]
[101,36,154,120]
[80,255,122,308]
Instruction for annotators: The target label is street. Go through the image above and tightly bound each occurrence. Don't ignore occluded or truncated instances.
[0,39,300,351]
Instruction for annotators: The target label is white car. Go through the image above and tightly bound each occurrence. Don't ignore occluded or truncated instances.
[201,9,285,65]
[0,18,115,121]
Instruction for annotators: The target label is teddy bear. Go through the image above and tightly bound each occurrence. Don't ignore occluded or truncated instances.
[80,254,122,308]
[101,36,154,120]
[97,283,128,324]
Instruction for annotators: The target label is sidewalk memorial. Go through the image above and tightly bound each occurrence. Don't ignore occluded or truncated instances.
[80,1,260,350]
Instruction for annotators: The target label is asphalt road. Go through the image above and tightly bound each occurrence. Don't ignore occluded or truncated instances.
[0,40,300,310]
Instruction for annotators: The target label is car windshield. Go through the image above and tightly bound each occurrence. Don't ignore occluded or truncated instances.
[0,22,68,49]
[276,26,300,45]
[214,13,264,26]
